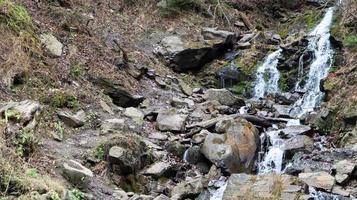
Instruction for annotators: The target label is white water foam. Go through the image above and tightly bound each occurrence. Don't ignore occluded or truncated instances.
[291,7,335,117]
[253,49,282,99]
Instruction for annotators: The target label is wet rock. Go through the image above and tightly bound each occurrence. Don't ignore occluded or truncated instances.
[298,171,335,191]
[223,174,302,199]
[40,33,63,57]
[141,161,173,178]
[101,118,126,134]
[156,109,187,132]
[203,89,245,107]
[124,107,144,125]
[170,177,203,200]
[283,135,314,157]
[57,110,85,128]
[91,77,144,108]
[332,186,351,197]
[61,160,93,188]
[0,100,40,125]
[201,118,259,173]
[184,146,204,164]
[269,34,282,45]
[106,134,146,174]
[273,104,293,118]
[201,27,235,40]
[281,125,312,137]
[154,36,234,71]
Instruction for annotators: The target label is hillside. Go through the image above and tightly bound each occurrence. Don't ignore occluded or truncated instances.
[0,0,356,199]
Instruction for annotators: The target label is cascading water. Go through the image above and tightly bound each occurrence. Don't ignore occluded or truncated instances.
[253,49,282,99]
[258,7,335,176]
[291,7,335,117]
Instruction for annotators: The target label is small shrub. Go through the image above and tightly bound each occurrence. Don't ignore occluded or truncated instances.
[42,92,80,110]
[12,129,40,157]
[70,62,82,77]
[0,0,32,31]
[4,108,21,123]
[93,144,105,160]
[25,168,38,178]
[68,188,85,200]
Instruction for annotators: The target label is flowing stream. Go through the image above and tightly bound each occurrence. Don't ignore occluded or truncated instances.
[290,7,335,117]
[211,6,336,200]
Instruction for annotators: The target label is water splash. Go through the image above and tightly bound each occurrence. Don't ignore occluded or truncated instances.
[253,49,283,99]
[210,182,227,200]
[258,130,285,174]
[291,7,335,117]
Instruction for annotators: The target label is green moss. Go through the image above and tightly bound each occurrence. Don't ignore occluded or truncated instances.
[41,92,80,110]
[0,0,32,31]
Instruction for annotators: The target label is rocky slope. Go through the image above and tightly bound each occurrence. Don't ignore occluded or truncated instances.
[0,0,356,200]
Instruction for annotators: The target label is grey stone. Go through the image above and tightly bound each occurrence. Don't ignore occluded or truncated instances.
[184,146,204,164]
[40,33,63,57]
[0,100,41,125]
[141,161,172,177]
[101,118,126,134]
[57,110,85,128]
[281,125,312,136]
[156,109,187,132]
[203,89,245,107]
[201,118,259,173]
[192,130,209,144]
[223,174,302,199]
[62,160,93,188]
[124,107,144,125]
[171,177,203,200]
[298,171,335,191]
[283,135,314,156]
[201,27,235,40]
[273,104,293,118]
[179,81,193,96]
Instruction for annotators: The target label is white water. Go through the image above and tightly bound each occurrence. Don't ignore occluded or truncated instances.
[253,49,282,99]
[291,7,335,117]
[258,130,285,174]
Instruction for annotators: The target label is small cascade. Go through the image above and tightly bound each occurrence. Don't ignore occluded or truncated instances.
[258,130,285,174]
[295,54,306,90]
[218,62,240,88]
[291,7,335,117]
[253,49,282,99]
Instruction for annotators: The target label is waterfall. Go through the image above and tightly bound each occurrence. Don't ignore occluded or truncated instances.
[253,49,282,99]
[291,7,335,117]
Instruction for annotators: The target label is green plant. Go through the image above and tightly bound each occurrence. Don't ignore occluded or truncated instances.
[4,108,21,123]
[25,168,38,178]
[68,188,85,200]
[49,191,61,200]
[42,92,80,110]
[70,62,82,77]
[54,121,64,141]
[343,35,357,47]
[93,144,105,160]
[12,129,40,157]
[0,0,32,31]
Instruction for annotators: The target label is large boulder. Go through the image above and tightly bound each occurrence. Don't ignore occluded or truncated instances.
[201,27,235,40]
[57,110,85,128]
[283,135,314,157]
[200,118,259,173]
[298,171,335,191]
[154,36,235,72]
[105,134,146,175]
[156,109,188,132]
[0,100,40,125]
[61,160,93,188]
[91,77,144,108]
[203,89,245,107]
[223,174,302,199]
